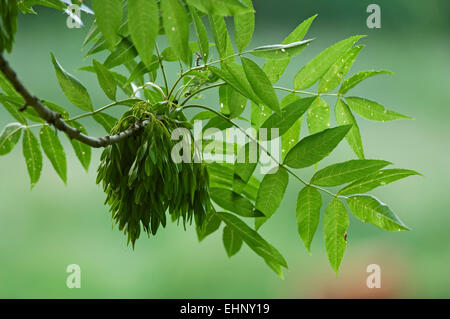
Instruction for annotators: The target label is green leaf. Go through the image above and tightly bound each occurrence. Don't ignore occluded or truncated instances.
[280,94,302,160]
[190,6,209,62]
[242,57,280,113]
[0,71,20,97]
[234,141,258,184]
[22,128,42,188]
[208,162,260,202]
[338,169,421,195]
[104,38,138,69]
[260,96,314,140]
[94,113,118,134]
[318,45,363,93]
[296,186,322,253]
[310,159,391,187]
[335,98,364,159]
[347,195,410,231]
[161,0,191,65]
[294,35,364,90]
[0,122,22,156]
[339,70,392,95]
[210,64,261,106]
[40,125,67,184]
[93,60,117,101]
[323,199,348,274]
[82,23,99,48]
[219,85,247,119]
[209,14,234,59]
[91,0,122,50]
[306,97,330,135]
[186,0,253,16]
[0,94,43,123]
[126,60,158,85]
[0,96,26,124]
[250,39,313,60]
[263,14,317,84]
[197,211,221,241]
[250,101,271,129]
[128,0,159,69]
[68,121,91,172]
[345,97,411,122]
[50,53,93,111]
[223,225,243,257]
[42,100,69,119]
[284,125,352,169]
[234,0,254,53]
[255,166,289,230]
[217,211,288,269]
[210,187,263,218]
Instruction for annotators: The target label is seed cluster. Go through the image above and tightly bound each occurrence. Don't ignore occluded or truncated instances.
[97,102,211,246]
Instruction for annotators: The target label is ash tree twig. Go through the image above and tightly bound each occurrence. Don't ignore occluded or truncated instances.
[0,54,147,148]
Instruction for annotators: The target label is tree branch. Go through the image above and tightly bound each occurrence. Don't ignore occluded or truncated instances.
[0,54,146,148]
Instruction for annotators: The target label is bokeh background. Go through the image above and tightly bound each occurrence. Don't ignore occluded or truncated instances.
[0,0,449,298]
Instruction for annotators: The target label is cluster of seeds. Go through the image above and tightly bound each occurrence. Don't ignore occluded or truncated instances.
[97,102,211,246]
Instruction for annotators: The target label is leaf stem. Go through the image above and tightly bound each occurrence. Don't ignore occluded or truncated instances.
[168,51,248,101]
[180,82,226,106]
[274,86,339,97]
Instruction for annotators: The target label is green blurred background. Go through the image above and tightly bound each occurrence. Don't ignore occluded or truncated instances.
[0,0,449,298]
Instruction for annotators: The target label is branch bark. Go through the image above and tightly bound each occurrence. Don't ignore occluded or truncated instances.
[0,54,146,148]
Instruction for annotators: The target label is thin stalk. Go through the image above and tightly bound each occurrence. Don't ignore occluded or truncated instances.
[180,82,226,106]
[274,86,339,97]
[155,45,169,97]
